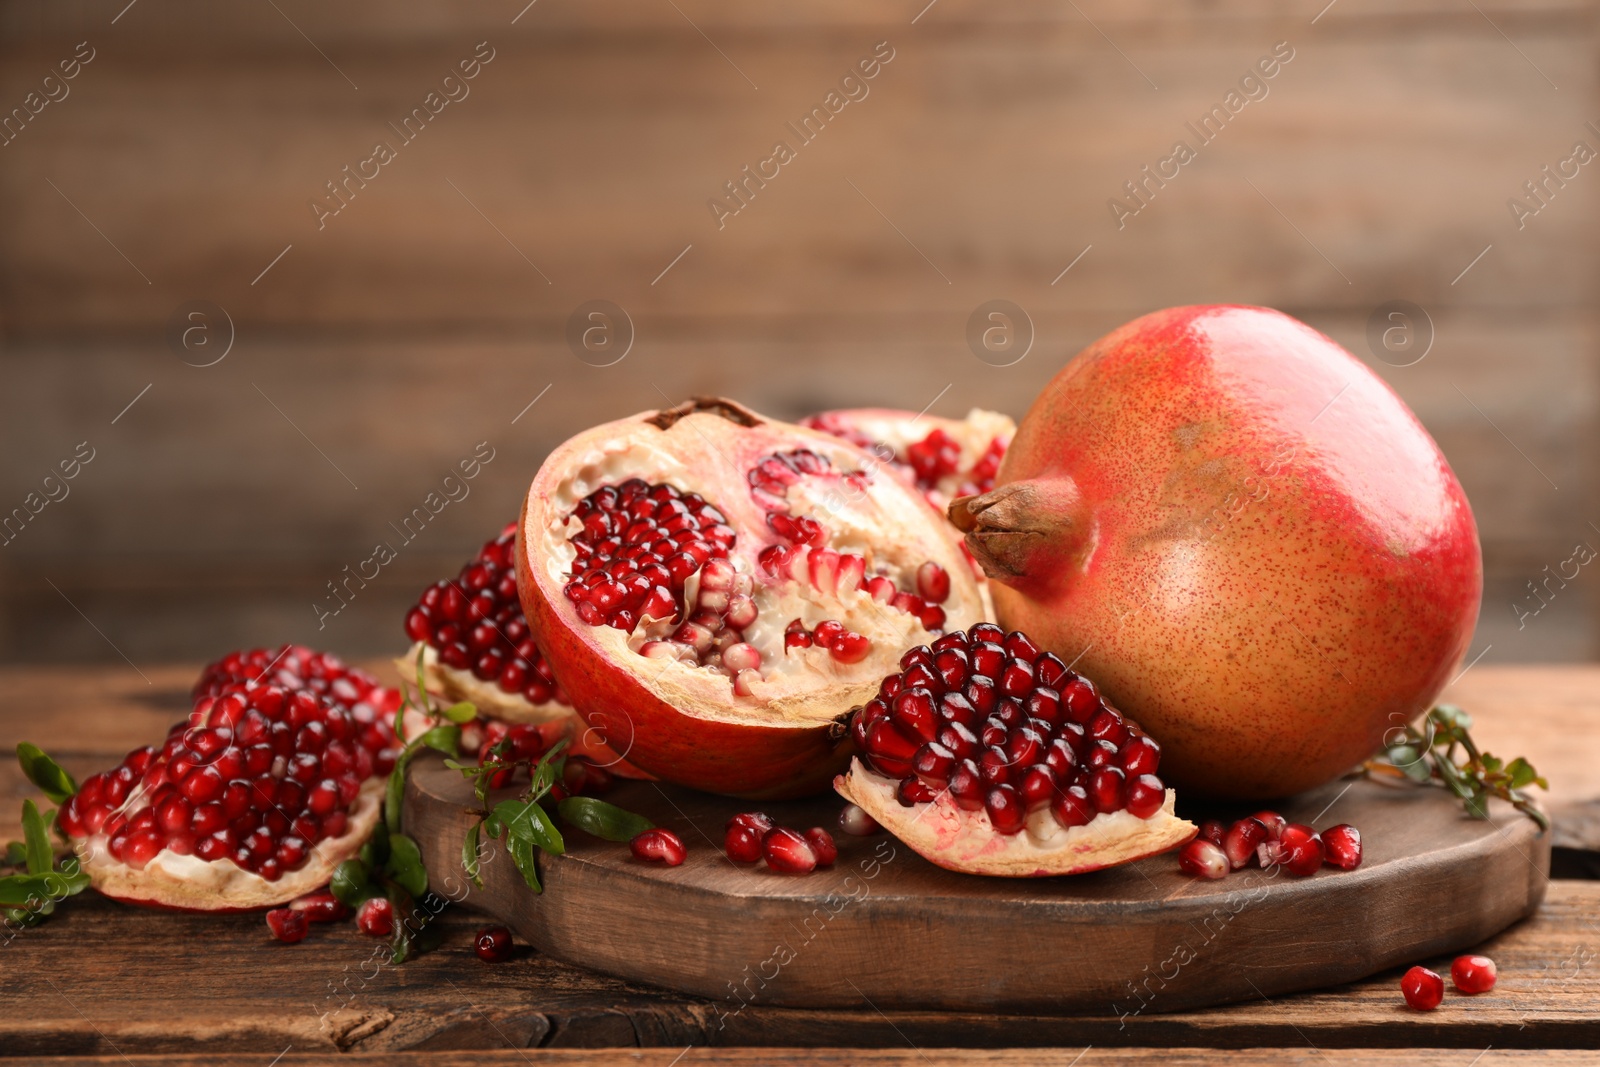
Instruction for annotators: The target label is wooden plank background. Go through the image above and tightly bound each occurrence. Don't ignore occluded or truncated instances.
[0,0,1595,665]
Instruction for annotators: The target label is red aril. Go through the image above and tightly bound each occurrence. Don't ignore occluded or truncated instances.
[476,925,514,962]
[517,398,988,798]
[357,897,395,937]
[1197,819,1227,847]
[834,626,1195,876]
[838,803,880,836]
[1401,965,1445,1010]
[1222,818,1269,870]
[57,683,388,911]
[630,828,687,866]
[289,889,350,923]
[804,827,838,867]
[762,827,818,874]
[1322,824,1363,870]
[949,306,1481,799]
[266,907,309,943]
[1275,823,1324,877]
[1177,839,1229,880]
[1451,954,1496,994]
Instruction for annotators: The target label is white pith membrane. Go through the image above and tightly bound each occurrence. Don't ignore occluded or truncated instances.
[836,759,1195,877]
[528,410,989,727]
[802,407,1015,510]
[76,781,382,910]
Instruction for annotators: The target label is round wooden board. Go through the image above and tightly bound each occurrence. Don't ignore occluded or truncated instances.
[406,761,1549,1015]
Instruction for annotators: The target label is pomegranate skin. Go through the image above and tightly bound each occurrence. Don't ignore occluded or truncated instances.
[952,305,1481,799]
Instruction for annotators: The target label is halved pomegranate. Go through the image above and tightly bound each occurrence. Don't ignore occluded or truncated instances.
[833,625,1195,876]
[517,398,989,798]
[55,684,389,911]
[401,522,636,772]
[802,407,1013,515]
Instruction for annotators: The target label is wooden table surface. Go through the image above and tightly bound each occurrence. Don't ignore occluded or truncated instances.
[4,662,1599,1066]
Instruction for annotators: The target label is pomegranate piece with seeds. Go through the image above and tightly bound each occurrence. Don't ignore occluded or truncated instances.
[57,683,388,911]
[518,398,989,799]
[802,408,1014,517]
[1451,954,1497,994]
[833,626,1196,877]
[1401,965,1445,1010]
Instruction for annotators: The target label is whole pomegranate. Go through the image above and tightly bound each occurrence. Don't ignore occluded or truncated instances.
[516,397,989,798]
[949,306,1480,799]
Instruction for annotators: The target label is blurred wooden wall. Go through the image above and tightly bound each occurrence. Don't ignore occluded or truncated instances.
[1,0,1596,665]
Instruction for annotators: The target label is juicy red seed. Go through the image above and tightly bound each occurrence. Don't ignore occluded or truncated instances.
[631,828,687,866]
[804,828,838,867]
[763,828,818,873]
[475,925,515,962]
[1051,785,1094,828]
[1322,824,1363,870]
[266,908,309,944]
[948,762,986,811]
[1177,839,1229,880]
[1250,810,1287,839]
[725,824,766,864]
[1224,818,1269,869]
[897,776,938,805]
[357,897,395,937]
[1401,966,1445,1011]
[916,562,951,604]
[1088,767,1126,813]
[1018,765,1058,811]
[985,784,1027,834]
[1120,736,1161,776]
[838,804,879,836]
[1451,955,1497,994]
[1277,824,1324,877]
[1125,774,1165,819]
[1061,678,1098,722]
[290,890,349,923]
[1198,819,1228,847]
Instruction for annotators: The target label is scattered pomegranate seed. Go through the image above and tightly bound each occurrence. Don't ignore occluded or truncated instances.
[1401,965,1445,1010]
[1223,817,1269,870]
[1250,810,1287,839]
[289,890,350,923]
[1198,819,1227,847]
[1451,954,1497,994]
[804,828,838,867]
[838,803,880,836]
[1177,839,1229,880]
[475,925,514,962]
[762,827,818,874]
[1275,823,1324,877]
[631,828,687,866]
[1321,824,1362,870]
[357,897,395,937]
[266,907,309,944]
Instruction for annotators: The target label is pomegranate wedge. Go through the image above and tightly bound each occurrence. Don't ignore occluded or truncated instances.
[833,625,1195,876]
[517,397,989,798]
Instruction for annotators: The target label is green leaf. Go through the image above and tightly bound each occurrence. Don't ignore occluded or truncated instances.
[5,841,26,868]
[384,833,428,898]
[1463,789,1491,820]
[16,743,77,805]
[496,800,564,857]
[1506,757,1540,790]
[330,858,373,908]
[440,701,478,724]
[462,823,483,888]
[507,833,541,894]
[415,724,461,758]
[385,884,416,964]
[484,812,504,839]
[1433,704,1473,731]
[362,822,390,870]
[0,873,57,908]
[558,797,654,843]
[1480,753,1503,776]
[385,763,407,837]
[21,801,52,876]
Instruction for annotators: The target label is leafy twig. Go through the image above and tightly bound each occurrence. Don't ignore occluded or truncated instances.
[2,752,92,928]
[1362,704,1550,831]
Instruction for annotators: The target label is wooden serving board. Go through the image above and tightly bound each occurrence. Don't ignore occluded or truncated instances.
[406,761,1549,1016]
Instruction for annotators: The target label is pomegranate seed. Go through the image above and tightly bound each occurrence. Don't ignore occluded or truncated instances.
[1249,810,1287,839]
[357,897,395,937]
[1276,823,1324,877]
[1198,819,1227,846]
[763,827,818,874]
[475,925,515,962]
[838,803,879,836]
[916,561,950,604]
[266,908,309,944]
[1223,817,1269,870]
[804,828,838,867]
[1451,954,1497,994]
[1401,966,1444,1010]
[1178,839,1229,880]
[1125,774,1165,818]
[1321,824,1362,869]
[289,890,349,923]
[725,824,765,864]
[631,828,687,866]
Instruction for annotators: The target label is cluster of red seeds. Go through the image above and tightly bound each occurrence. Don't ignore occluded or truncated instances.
[724,812,837,874]
[855,625,1167,835]
[801,414,1006,502]
[1178,814,1362,880]
[474,720,613,798]
[265,889,349,943]
[405,524,568,708]
[59,685,384,881]
[563,480,737,634]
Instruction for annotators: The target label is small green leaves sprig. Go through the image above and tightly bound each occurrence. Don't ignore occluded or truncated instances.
[1363,704,1549,831]
[328,654,474,963]
[2,744,91,928]
[448,738,654,895]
